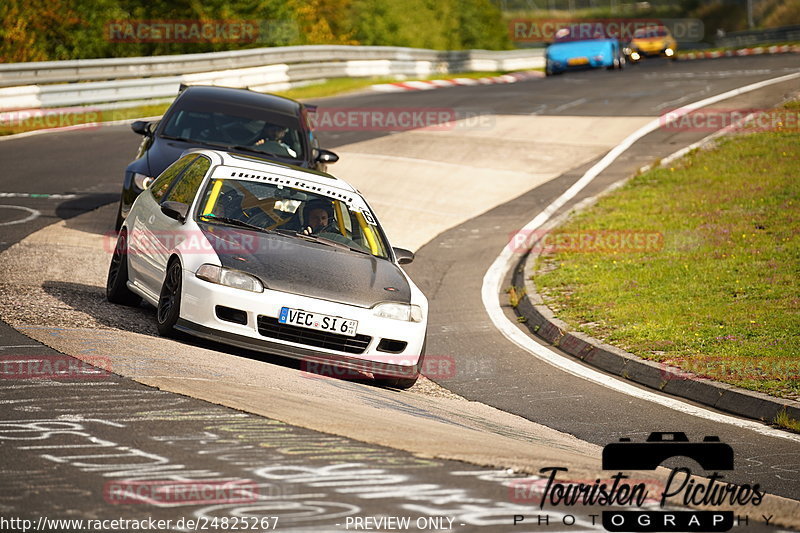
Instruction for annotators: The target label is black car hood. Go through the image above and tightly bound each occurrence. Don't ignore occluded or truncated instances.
[147,138,304,177]
[199,224,411,308]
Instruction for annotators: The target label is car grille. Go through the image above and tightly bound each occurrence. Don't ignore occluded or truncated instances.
[256,316,372,354]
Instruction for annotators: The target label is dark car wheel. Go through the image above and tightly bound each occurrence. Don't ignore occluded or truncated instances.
[374,340,426,390]
[106,230,141,306]
[113,199,125,231]
[377,374,419,390]
[157,259,183,337]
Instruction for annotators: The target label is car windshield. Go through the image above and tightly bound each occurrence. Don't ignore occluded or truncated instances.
[196,178,390,259]
[553,26,609,42]
[161,109,304,160]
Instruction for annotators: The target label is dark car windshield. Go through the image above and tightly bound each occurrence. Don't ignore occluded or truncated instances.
[161,109,304,160]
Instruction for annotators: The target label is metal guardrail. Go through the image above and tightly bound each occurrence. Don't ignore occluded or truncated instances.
[0,45,544,111]
[716,25,800,49]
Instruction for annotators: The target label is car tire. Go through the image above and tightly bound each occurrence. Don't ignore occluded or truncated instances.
[378,373,419,390]
[106,230,142,306]
[113,200,125,231]
[375,340,426,390]
[157,259,183,337]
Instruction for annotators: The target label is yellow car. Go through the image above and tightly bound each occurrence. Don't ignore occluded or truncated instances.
[627,25,677,61]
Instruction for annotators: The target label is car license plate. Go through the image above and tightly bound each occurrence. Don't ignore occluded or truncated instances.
[279,307,357,337]
[568,57,589,65]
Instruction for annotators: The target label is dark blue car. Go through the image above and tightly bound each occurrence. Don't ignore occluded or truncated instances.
[115,85,339,229]
[545,26,625,76]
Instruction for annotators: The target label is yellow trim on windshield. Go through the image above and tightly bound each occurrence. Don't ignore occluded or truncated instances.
[202,179,224,216]
[355,211,378,255]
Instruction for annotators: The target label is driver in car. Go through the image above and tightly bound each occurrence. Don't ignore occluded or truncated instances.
[301,199,335,235]
[254,124,297,157]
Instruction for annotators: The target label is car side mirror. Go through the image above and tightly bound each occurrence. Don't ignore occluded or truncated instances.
[317,149,339,164]
[393,247,414,265]
[161,201,189,223]
[131,120,152,136]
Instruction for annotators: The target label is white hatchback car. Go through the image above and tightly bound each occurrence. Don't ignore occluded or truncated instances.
[107,150,427,388]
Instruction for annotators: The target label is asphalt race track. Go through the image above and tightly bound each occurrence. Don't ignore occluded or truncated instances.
[1,54,799,531]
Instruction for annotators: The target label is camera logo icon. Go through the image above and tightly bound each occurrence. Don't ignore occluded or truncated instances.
[602,432,734,471]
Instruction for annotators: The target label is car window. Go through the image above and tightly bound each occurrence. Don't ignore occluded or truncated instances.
[634,27,668,38]
[163,156,211,205]
[150,155,197,201]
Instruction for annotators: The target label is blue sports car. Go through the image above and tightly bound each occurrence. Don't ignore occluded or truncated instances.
[545,27,625,76]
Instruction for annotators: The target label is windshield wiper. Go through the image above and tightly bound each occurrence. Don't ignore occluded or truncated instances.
[199,215,273,233]
[160,135,230,151]
[159,136,237,152]
[228,145,292,159]
[160,134,194,142]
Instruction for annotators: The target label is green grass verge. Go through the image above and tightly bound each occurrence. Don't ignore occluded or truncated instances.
[0,71,530,136]
[533,101,800,400]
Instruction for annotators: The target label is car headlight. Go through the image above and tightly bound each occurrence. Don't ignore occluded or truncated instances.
[196,264,264,293]
[665,48,674,56]
[133,172,155,190]
[372,302,423,322]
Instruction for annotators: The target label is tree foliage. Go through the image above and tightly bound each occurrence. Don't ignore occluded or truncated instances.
[0,0,510,62]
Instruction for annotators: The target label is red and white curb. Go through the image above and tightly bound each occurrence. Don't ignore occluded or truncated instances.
[371,70,545,92]
[679,44,800,60]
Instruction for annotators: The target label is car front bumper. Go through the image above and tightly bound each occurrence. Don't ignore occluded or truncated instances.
[178,270,427,374]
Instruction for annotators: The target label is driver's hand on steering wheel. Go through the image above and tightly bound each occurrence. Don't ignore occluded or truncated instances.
[302,222,337,236]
